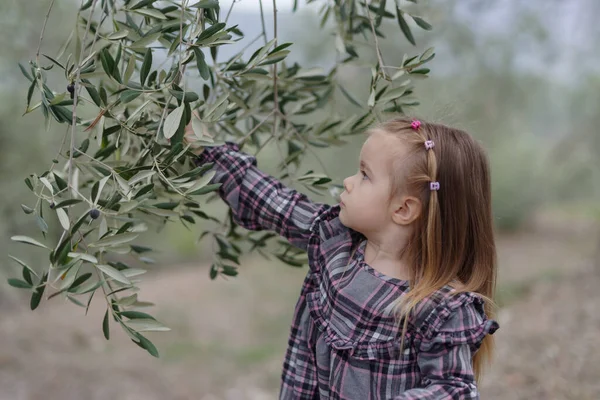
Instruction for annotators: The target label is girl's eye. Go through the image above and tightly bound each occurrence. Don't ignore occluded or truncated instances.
[361,170,369,180]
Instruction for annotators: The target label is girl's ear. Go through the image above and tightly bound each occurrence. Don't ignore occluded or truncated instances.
[391,195,422,226]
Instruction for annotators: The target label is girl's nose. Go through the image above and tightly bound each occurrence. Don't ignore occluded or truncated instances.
[343,177,353,193]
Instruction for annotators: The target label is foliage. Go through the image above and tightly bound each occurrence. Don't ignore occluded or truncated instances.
[9,0,433,357]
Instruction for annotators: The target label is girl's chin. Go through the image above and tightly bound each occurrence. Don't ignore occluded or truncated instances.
[338,210,350,227]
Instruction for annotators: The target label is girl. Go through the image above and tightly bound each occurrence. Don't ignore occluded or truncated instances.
[186,117,499,399]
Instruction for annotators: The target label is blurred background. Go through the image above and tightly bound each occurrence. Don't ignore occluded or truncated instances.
[1,0,599,399]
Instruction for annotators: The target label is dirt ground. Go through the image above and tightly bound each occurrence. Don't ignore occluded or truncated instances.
[1,215,599,400]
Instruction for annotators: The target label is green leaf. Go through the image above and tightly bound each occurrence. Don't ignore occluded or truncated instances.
[185,171,215,194]
[21,204,34,214]
[339,85,362,108]
[419,47,435,63]
[222,265,238,277]
[168,89,199,103]
[130,32,161,49]
[74,279,105,295]
[26,80,35,109]
[377,86,408,103]
[163,104,184,139]
[31,273,47,310]
[126,318,171,332]
[22,266,33,285]
[120,89,142,103]
[84,83,102,107]
[53,172,68,191]
[194,48,210,80]
[8,279,33,289]
[80,0,93,10]
[9,255,39,279]
[107,30,130,40]
[11,235,50,249]
[95,264,132,285]
[42,211,59,231]
[134,183,154,199]
[124,54,137,84]
[100,48,115,78]
[132,8,167,20]
[192,0,219,9]
[68,272,92,291]
[68,252,99,264]
[70,212,89,236]
[140,48,152,85]
[42,54,66,70]
[130,0,159,10]
[66,295,86,307]
[413,16,432,31]
[56,208,71,231]
[54,199,82,209]
[89,233,139,248]
[396,9,416,46]
[120,311,155,320]
[19,63,33,82]
[102,309,110,340]
[128,170,155,185]
[188,183,221,196]
[197,22,226,43]
[132,332,159,357]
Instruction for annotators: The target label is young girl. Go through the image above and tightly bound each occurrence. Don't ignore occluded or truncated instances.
[187,117,499,399]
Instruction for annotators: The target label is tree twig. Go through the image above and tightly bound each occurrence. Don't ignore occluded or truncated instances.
[258,0,269,46]
[225,0,237,23]
[272,0,279,119]
[236,110,275,146]
[277,110,331,177]
[69,0,100,201]
[36,0,56,68]
[365,2,388,79]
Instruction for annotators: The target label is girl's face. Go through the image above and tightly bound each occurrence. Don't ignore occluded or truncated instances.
[339,131,407,235]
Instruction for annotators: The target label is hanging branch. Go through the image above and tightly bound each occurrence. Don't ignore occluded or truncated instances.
[9,0,436,358]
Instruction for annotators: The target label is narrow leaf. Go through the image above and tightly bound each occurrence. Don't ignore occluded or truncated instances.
[95,264,132,285]
[9,255,39,278]
[413,16,432,30]
[102,309,110,340]
[396,9,416,46]
[11,235,50,249]
[56,208,70,230]
[163,104,184,139]
[126,318,171,332]
[8,279,33,289]
[140,48,152,85]
[89,233,139,248]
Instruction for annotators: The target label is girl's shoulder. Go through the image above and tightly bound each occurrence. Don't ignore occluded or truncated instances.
[410,286,499,346]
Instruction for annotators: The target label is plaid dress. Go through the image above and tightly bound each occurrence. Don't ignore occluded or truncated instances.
[196,143,499,399]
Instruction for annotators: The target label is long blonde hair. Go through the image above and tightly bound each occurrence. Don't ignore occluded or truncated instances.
[371,117,497,383]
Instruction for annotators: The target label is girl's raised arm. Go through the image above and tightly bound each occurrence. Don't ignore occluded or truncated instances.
[194,142,331,251]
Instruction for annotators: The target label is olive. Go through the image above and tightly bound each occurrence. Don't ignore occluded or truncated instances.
[89,208,100,219]
[49,202,55,209]
[67,83,75,99]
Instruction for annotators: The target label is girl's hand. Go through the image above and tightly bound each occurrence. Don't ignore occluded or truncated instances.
[184,112,212,155]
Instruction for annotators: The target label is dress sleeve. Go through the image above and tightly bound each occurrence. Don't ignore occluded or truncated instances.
[194,142,331,250]
[393,295,499,399]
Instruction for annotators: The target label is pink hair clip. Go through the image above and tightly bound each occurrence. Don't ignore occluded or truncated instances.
[430,182,440,191]
[411,120,421,130]
[424,140,434,150]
